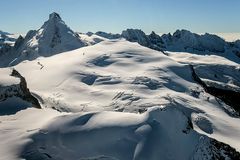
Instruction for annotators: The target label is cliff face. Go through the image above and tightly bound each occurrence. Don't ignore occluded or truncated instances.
[0,69,41,113]
[10,69,41,108]
[190,65,240,116]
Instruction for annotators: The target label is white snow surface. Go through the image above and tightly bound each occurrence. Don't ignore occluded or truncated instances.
[1,38,240,159]
[167,51,240,92]
[78,32,108,45]
[0,108,61,160]
[0,68,19,86]
[21,106,209,160]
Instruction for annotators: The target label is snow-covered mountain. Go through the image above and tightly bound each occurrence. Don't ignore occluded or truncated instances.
[0,13,86,67]
[119,29,240,63]
[122,29,150,46]
[0,30,17,46]
[121,29,165,52]
[162,29,226,53]
[1,12,240,160]
[95,31,121,39]
[0,31,18,55]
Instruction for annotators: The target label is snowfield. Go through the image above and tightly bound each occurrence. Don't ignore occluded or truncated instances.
[20,106,224,160]
[0,39,237,159]
[1,13,240,160]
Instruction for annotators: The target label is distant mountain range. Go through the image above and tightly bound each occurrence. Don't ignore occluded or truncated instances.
[1,12,240,67]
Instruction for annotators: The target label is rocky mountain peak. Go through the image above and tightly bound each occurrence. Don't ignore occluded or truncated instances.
[0,12,86,67]
[122,29,150,46]
[49,12,61,20]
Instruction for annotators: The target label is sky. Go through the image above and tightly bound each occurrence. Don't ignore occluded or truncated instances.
[1,0,240,34]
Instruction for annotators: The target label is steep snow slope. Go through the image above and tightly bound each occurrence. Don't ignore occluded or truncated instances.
[167,51,240,110]
[0,13,86,67]
[78,32,108,45]
[13,39,240,155]
[16,12,86,57]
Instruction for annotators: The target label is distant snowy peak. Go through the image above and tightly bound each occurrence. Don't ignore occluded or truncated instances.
[0,30,17,57]
[122,29,150,46]
[0,30,17,45]
[162,29,226,53]
[120,29,240,60]
[0,30,11,35]
[95,31,121,39]
[6,12,86,66]
[20,12,86,56]
[121,29,165,51]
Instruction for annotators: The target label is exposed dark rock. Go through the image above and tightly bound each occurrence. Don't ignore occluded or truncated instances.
[210,138,240,160]
[148,31,165,51]
[0,43,12,56]
[10,69,41,108]
[190,65,240,115]
[194,136,240,160]
[95,31,121,39]
[50,25,61,48]
[14,35,24,50]
[121,29,150,47]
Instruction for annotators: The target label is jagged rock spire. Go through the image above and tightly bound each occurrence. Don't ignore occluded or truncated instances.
[4,12,86,67]
[49,12,61,20]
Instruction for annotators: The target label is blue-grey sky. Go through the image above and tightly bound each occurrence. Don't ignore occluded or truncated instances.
[1,0,240,34]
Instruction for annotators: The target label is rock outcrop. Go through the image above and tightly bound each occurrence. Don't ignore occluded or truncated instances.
[95,31,121,39]
[190,65,240,116]
[0,69,41,109]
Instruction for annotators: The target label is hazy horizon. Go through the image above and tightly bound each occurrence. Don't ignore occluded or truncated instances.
[1,0,240,34]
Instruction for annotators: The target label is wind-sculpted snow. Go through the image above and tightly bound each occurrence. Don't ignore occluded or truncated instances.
[21,106,240,160]
[11,39,240,155]
[132,76,161,90]
[88,54,116,67]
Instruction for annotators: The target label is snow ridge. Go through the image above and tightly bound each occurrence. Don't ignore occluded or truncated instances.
[0,12,87,67]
